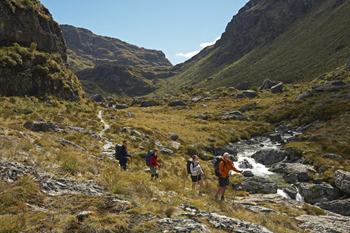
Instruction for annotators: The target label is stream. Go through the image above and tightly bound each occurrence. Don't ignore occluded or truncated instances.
[97,110,303,200]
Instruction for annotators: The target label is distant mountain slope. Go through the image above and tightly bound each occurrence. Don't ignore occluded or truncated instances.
[165,0,350,92]
[61,25,173,96]
[0,0,83,100]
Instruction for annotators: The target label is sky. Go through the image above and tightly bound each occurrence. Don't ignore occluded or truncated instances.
[41,0,249,65]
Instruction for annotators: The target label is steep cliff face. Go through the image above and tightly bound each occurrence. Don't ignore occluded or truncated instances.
[61,24,173,96]
[0,0,84,100]
[0,0,66,59]
[168,0,350,91]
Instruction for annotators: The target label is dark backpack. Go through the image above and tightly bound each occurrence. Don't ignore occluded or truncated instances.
[145,150,154,166]
[186,160,194,175]
[115,144,123,160]
[212,156,223,177]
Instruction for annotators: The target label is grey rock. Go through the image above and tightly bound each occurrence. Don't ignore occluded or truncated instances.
[169,100,187,107]
[211,144,238,158]
[324,153,343,160]
[317,199,350,216]
[140,100,159,107]
[24,121,61,132]
[160,147,174,155]
[208,212,273,233]
[191,97,202,103]
[334,170,350,194]
[296,215,350,233]
[252,149,286,165]
[239,159,253,169]
[237,90,258,99]
[283,186,298,199]
[90,94,105,103]
[234,177,278,194]
[313,80,346,92]
[114,103,129,109]
[271,163,316,183]
[158,218,209,233]
[271,82,284,93]
[297,182,341,204]
[196,113,210,120]
[221,111,248,121]
[242,170,254,177]
[297,91,313,100]
[260,79,279,90]
[268,133,283,143]
[285,147,303,163]
[58,139,86,152]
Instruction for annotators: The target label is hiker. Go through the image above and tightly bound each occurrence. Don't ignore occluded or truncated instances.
[115,140,131,170]
[149,149,160,180]
[215,152,241,201]
[189,155,205,194]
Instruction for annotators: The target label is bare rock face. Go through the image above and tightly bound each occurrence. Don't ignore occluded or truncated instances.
[0,0,84,100]
[296,215,350,233]
[0,0,66,59]
[334,170,350,194]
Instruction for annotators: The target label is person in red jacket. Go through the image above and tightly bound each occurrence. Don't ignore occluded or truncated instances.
[150,149,160,180]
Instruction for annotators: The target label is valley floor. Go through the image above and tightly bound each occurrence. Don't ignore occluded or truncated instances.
[0,67,350,232]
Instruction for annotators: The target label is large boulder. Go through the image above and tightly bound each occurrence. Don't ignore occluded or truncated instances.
[114,103,129,109]
[168,100,187,107]
[259,79,279,90]
[317,199,350,216]
[252,149,286,165]
[334,170,350,194]
[271,163,316,183]
[297,182,341,204]
[271,82,284,93]
[234,177,278,194]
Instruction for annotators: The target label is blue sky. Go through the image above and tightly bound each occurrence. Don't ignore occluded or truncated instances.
[41,0,248,64]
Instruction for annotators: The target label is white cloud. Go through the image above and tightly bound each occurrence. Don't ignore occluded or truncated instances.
[176,51,200,59]
[200,37,220,48]
[176,36,220,60]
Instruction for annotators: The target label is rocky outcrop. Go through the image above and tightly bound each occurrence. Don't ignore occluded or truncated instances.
[0,0,66,58]
[334,170,350,194]
[221,111,248,121]
[317,199,350,216]
[0,1,84,100]
[296,214,350,233]
[297,182,341,204]
[271,82,284,93]
[140,100,159,107]
[168,100,187,107]
[61,24,172,96]
[24,121,61,132]
[234,177,278,194]
[252,149,286,165]
[271,163,316,183]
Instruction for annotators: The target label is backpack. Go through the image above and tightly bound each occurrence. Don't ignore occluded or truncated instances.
[186,160,194,175]
[212,156,223,177]
[145,150,154,166]
[115,144,123,160]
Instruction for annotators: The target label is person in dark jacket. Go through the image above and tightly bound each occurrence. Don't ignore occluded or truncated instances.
[116,140,131,170]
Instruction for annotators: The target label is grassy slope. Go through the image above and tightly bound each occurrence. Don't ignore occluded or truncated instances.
[0,66,349,231]
[161,1,350,93]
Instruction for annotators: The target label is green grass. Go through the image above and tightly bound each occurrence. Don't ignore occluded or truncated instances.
[161,0,350,93]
